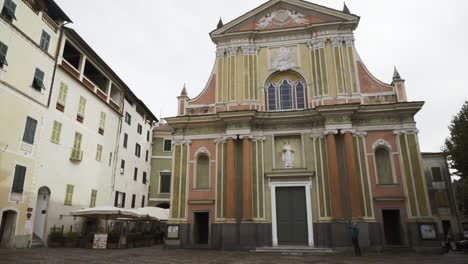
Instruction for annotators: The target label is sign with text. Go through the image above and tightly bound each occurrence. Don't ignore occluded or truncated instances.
[93,233,108,249]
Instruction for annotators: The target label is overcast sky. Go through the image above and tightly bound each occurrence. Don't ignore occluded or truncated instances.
[54,0,468,152]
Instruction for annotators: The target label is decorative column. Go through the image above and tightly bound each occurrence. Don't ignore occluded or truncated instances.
[342,129,362,219]
[242,136,252,220]
[324,130,343,219]
[226,137,236,219]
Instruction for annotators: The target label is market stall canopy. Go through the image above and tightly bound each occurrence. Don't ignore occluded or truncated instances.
[127,207,169,221]
[70,206,141,219]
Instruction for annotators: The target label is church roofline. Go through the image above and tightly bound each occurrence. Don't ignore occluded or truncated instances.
[210,0,360,40]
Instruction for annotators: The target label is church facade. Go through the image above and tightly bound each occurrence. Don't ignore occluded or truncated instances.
[164,0,437,250]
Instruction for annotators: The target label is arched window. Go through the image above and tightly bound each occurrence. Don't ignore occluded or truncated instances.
[195,154,210,189]
[296,81,305,109]
[375,147,394,184]
[265,72,307,111]
[279,80,292,110]
[267,83,276,111]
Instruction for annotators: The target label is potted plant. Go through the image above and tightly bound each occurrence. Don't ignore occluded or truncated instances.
[64,232,81,248]
[106,231,119,249]
[48,231,64,247]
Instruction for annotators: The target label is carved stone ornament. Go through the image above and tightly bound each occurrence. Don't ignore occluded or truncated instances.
[372,139,392,151]
[194,147,210,158]
[256,9,309,29]
[272,47,296,71]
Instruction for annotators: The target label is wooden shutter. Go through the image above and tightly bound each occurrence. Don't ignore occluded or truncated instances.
[11,165,26,193]
[114,191,119,207]
[96,144,103,161]
[122,193,126,208]
[22,117,37,144]
[51,121,62,144]
[73,132,82,151]
[57,82,68,105]
[100,112,106,129]
[65,184,74,205]
[78,96,86,116]
[90,190,97,207]
[141,195,145,207]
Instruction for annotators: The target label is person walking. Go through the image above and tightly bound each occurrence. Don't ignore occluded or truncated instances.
[349,221,361,256]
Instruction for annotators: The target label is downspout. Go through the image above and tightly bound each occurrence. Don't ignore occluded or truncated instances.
[110,97,125,201]
[47,21,70,107]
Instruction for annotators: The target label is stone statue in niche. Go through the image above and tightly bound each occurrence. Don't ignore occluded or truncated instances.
[281,140,295,168]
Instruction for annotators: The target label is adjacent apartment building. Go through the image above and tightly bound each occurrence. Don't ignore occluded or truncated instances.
[0,0,156,248]
[0,0,70,248]
[421,152,462,239]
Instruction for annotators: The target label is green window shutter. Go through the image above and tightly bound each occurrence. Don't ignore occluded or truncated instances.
[108,152,113,166]
[100,112,106,129]
[51,121,62,144]
[73,132,82,150]
[96,144,103,161]
[40,30,50,50]
[11,165,26,193]
[22,116,37,144]
[0,41,8,67]
[33,68,45,90]
[78,96,86,116]
[64,184,74,205]
[90,189,97,207]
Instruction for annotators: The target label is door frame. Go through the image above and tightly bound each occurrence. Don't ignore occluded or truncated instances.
[381,208,405,246]
[190,210,211,248]
[271,181,313,247]
[0,208,19,248]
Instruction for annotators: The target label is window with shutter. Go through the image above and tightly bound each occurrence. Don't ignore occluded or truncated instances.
[90,189,97,207]
[64,184,74,205]
[99,112,106,135]
[0,41,8,68]
[120,159,125,174]
[22,116,37,144]
[125,112,131,125]
[147,131,150,142]
[134,167,138,181]
[96,144,103,161]
[39,30,51,51]
[71,132,83,160]
[32,68,45,91]
[131,194,136,208]
[137,124,142,134]
[57,82,68,107]
[135,143,141,157]
[78,96,86,116]
[159,173,171,193]
[141,195,145,207]
[163,139,172,152]
[51,120,62,144]
[143,172,147,184]
[145,150,149,162]
[123,133,128,148]
[1,0,17,22]
[11,165,26,193]
[114,191,119,207]
[431,167,443,182]
[108,152,113,166]
[122,193,126,208]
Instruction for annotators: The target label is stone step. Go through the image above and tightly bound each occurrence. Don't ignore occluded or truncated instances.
[252,246,334,254]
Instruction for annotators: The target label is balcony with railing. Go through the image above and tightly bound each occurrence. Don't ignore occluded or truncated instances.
[60,40,124,113]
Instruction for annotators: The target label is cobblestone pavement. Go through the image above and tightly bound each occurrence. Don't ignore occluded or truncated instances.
[0,246,466,264]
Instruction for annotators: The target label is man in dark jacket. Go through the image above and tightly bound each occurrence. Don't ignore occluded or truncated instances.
[349,221,361,256]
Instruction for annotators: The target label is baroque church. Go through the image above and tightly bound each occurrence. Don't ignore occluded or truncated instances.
[163,0,436,250]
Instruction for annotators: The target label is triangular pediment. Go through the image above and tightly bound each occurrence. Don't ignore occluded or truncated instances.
[211,0,359,37]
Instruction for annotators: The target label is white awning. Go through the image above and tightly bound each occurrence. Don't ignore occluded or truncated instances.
[127,207,169,221]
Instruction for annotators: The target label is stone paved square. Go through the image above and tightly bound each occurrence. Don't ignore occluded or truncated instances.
[0,246,467,264]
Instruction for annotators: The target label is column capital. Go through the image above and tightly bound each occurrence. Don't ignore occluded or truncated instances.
[343,35,355,46]
[172,139,191,145]
[216,47,226,57]
[252,136,266,142]
[307,37,326,49]
[226,46,238,56]
[241,45,259,55]
[393,128,419,135]
[330,36,343,46]
[310,130,324,139]
[324,129,339,135]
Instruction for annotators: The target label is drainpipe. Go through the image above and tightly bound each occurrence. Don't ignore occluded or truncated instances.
[110,98,125,201]
[47,21,71,108]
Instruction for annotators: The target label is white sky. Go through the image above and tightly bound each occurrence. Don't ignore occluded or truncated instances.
[54,0,468,152]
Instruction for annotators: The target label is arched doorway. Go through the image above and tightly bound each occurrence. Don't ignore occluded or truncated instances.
[33,186,50,241]
[0,210,18,248]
